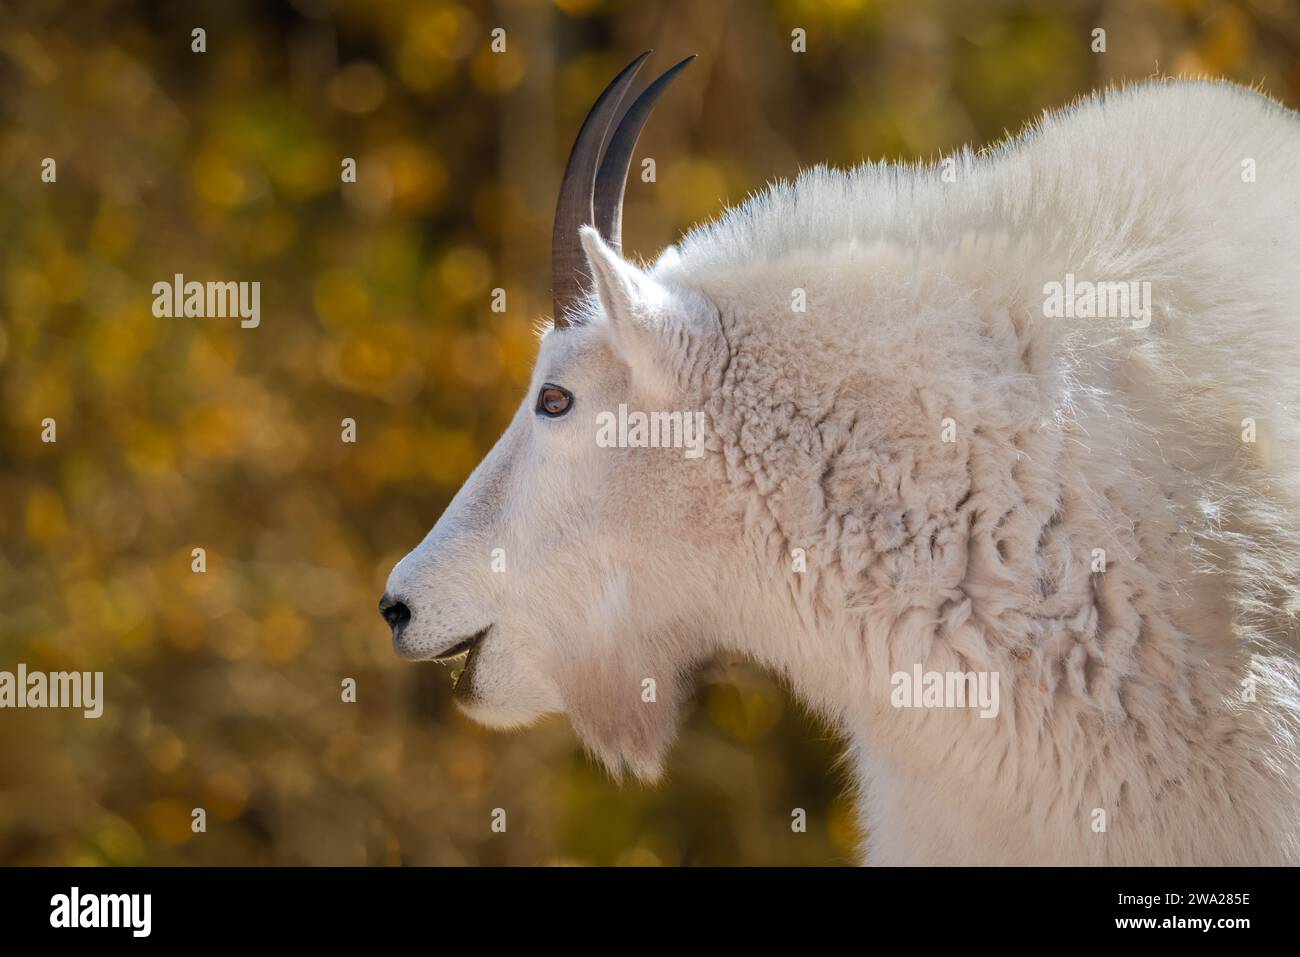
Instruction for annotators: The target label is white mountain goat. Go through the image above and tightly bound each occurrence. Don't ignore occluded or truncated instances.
[382,53,1300,865]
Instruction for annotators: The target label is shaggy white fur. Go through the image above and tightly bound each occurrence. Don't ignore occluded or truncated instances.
[388,79,1300,865]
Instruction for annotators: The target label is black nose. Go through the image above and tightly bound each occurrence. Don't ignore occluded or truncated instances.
[379,593,411,638]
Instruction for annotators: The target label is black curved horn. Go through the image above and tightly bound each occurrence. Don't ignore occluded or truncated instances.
[593,55,696,253]
[551,51,651,327]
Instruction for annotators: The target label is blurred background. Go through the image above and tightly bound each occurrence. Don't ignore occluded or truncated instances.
[1,0,1298,866]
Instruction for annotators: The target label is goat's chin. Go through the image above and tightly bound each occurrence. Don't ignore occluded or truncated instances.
[570,713,676,784]
[453,697,554,730]
[450,653,565,729]
[562,674,689,785]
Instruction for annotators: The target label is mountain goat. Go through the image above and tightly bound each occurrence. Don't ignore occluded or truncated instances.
[382,52,1300,865]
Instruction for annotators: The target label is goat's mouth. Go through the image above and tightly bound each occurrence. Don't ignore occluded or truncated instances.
[432,627,489,693]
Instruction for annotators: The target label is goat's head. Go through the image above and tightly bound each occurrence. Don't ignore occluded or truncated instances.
[382,53,737,779]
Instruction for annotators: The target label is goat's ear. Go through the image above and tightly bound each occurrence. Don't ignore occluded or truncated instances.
[580,226,718,397]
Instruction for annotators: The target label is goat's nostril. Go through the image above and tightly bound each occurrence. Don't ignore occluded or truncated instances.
[378,594,412,635]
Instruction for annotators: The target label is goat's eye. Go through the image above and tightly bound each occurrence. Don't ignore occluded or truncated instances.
[536,383,573,417]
